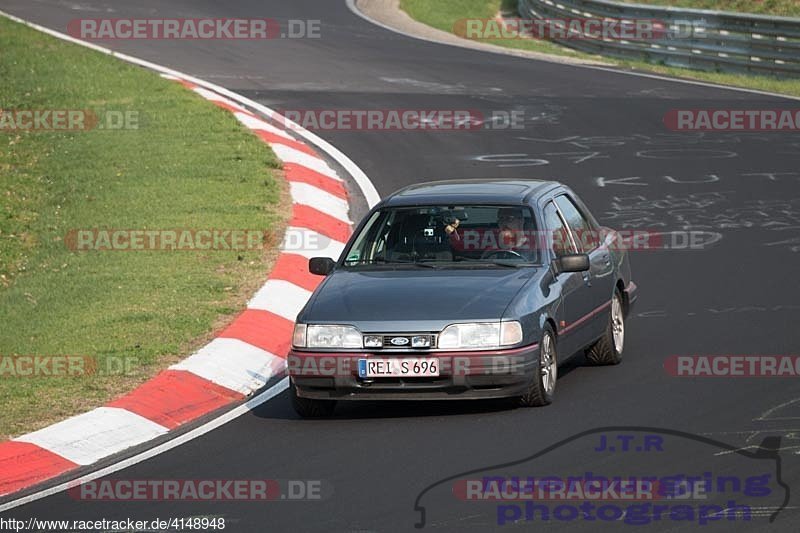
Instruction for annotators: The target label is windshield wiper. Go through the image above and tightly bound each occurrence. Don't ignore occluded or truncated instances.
[346,258,438,268]
[486,260,535,268]
[388,258,438,268]
[454,258,536,268]
[407,260,439,269]
[346,258,388,265]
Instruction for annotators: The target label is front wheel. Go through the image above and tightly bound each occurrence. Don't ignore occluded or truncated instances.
[585,289,625,365]
[290,380,336,418]
[519,326,557,407]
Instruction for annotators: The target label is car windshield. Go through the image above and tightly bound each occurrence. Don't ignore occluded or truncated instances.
[343,205,540,267]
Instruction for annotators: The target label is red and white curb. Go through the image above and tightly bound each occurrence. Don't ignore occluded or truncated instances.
[0,27,376,497]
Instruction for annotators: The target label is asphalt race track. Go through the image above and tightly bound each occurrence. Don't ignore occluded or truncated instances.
[1,0,799,531]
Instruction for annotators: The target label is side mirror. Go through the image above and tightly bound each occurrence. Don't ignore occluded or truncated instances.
[553,253,590,274]
[309,257,335,276]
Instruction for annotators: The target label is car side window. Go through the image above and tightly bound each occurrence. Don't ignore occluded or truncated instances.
[543,202,575,258]
[554,195,598,252]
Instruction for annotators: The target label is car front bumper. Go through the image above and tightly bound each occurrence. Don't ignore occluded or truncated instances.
[289,343,540,400]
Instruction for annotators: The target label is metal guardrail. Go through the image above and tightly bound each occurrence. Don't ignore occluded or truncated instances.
[517,0,800,77]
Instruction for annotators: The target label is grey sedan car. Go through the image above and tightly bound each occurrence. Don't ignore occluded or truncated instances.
[288,179,637,417]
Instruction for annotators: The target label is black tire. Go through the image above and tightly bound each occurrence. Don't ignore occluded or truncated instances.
[519,325,557,407]
[585,289,625,366]
[290,381,336,418]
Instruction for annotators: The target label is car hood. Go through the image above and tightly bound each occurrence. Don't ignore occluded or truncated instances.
[299,268,538,332]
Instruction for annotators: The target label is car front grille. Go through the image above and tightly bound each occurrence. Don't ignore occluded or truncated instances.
[368,333,438,351]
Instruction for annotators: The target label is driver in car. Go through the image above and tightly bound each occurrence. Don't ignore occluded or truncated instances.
[497,208,531,254]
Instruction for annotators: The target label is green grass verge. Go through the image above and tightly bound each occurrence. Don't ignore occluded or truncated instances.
[620,0,800,18]
[0,17,288,438]
[400,0,800,98]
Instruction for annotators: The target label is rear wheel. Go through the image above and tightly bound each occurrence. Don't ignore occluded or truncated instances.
[519,325,557,407]
[290,381,336,418]
[585,289,624,365]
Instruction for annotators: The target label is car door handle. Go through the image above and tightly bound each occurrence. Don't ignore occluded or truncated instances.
[601,253,611,266]
[582,271,591,285]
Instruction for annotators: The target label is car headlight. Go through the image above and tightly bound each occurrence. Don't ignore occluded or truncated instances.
[437,321,523,350]
[292,324,363,349]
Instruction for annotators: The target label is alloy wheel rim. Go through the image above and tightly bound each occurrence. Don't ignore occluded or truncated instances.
[612,295,624,353]
[540,333,557,394]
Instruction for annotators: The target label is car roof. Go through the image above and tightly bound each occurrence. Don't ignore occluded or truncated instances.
[381,179,561,207]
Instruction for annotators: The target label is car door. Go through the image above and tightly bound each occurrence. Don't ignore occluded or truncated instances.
[554,194,615,346]
[542,200,590,357]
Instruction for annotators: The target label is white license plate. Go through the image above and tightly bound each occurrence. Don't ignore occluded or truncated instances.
[358,358,440,378]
